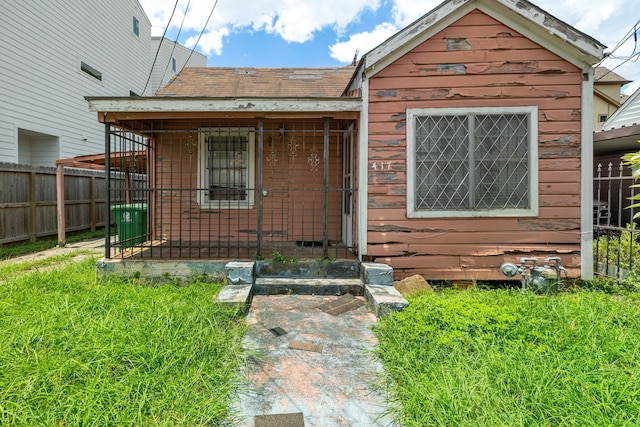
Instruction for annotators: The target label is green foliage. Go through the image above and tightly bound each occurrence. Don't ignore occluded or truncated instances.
[593,225,640,273]
[621,140,640,218]
[375,288,640,426]
[584,273,640,295]
[270,251,298,264]
[0,258,247,426]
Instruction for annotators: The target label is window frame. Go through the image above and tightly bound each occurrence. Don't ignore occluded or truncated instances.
[198,127,255,209]
[133,16,139,36]
[406,106,538,218]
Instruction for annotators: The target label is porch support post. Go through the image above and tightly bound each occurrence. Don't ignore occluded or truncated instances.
[257,118,264,259]
[580,67,594,279]
[104,123,111,259]
[56,164,66,247]
[323,118,329,258]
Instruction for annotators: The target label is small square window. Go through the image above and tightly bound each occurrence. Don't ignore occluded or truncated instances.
[172,57,177,72]
[133,17,139,36]
[598,114,608,123]
[407,106,538,218]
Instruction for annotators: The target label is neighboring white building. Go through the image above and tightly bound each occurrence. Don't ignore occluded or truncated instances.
[0,1,206,167]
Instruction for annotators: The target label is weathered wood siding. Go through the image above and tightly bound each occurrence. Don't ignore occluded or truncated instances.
[367,10,584,280]
[0,163,109,244]
[152,120,344,248]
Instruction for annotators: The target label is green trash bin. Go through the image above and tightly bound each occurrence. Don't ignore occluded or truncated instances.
[110,203,148,248]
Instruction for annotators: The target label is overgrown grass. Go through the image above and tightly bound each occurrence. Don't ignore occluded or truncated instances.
[374,288,640,426]
[0,229,105,259]
[0,257,247,426]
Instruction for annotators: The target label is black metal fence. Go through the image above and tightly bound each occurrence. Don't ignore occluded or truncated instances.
[105,118,358,261]
[593,161,640,279]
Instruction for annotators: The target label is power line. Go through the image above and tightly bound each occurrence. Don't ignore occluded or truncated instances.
[595,19,640,81]
[142,0,181,95]
[178,0,221,75]
[158,0,192,86]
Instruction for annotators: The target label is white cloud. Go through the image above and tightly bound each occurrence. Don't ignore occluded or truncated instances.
[329,22,398,63]
[140,0,381,53]
[140,0,640,90]
[184,27,230,56]
[390,0,444,28]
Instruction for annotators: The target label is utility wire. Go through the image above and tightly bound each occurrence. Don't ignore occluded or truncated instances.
[142,0,181,95]
[595,20,640,81]
[178,0,221,75]
[158,0,192,86]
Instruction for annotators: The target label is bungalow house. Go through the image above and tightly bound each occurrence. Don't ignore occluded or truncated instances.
[87,0,605,281]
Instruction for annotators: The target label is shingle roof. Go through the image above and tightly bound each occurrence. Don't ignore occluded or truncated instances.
[594,66,632,84]
[155,67,355,98]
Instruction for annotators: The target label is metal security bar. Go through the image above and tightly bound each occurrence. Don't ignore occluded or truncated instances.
[104,118,357,261]
[593,161,639,279]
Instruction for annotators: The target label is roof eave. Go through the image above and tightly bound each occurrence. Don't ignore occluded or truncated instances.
[363,0,605,77]
[85,96,363,114]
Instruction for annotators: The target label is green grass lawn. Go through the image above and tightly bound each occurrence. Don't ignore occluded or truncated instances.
[374,287,640,427]
[0,257,247,426]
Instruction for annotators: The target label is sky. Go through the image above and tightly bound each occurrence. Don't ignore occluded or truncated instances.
[140,0,640,95]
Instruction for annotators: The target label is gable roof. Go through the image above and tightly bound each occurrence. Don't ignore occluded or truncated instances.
[594,67,632,84]
[156,67,355,98]
[356,0,605,80]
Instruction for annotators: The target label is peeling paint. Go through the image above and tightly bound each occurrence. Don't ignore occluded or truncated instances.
[447,38,471,51]
[437,64,467,74]
[394,121,406,130]
[374,90,397,97]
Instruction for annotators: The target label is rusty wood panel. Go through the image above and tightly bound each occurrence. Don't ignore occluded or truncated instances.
[539,144,580,158]
[368,95,580,113]
[540,195,580,207]
[368,184,407,196]
[369,90,580,108]
[539,182,581,195]
[459,253,581,268]
[370,72,581,91]
[368,217,580,233]
[539,170,580,183]
[368,195,405,209]
[375,60,579,82]
[367,242,579,257]
[369,145,405,160]
[370,83,580,99]
[368,171,406,185]
[539,158,580,171]
[367,230,579,245]
[386,266,581,281]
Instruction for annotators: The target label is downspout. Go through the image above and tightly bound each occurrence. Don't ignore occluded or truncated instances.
[358,75,369,260]
[581,67,594,279]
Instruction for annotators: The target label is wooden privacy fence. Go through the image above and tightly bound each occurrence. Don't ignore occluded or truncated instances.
[0,162,106,244]
[0,162,145,245]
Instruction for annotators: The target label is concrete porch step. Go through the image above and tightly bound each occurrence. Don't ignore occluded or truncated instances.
[253,277,364,296]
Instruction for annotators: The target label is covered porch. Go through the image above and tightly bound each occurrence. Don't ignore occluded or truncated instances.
[95,108,361,262]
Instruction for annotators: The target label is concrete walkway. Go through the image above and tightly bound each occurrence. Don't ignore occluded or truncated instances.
[1,238,105,265]
[234,294,397,427]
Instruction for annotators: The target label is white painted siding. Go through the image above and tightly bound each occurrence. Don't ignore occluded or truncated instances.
[0,1,154,166]
[150,37,207,94]
[603,87,640,130]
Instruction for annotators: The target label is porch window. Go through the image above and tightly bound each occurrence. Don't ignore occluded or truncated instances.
[406,106,538,218]
[198,128,255,208]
